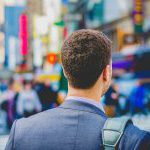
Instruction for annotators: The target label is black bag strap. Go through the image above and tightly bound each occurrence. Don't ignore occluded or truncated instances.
[102,117,132,150]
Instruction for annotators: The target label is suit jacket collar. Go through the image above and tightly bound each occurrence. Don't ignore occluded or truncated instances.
[66,96,105,113]
[59,99,107,118]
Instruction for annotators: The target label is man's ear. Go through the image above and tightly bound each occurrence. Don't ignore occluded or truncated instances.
[102,65,111,81]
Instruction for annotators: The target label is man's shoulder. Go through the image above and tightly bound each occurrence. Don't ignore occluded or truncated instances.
[15,106,81,132]
[16,108,59,126]
[6,108,62,149]
[16,105,105,129]
[119,123,150,149]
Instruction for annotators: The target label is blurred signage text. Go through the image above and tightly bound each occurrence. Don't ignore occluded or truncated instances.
[19,14,28,55]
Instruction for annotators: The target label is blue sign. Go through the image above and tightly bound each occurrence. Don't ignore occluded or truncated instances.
[4,6,25,67]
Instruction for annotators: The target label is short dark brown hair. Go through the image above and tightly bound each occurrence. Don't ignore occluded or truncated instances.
[61,29,112,89]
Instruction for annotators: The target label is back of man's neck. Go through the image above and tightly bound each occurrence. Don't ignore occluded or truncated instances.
[67,87,102,103]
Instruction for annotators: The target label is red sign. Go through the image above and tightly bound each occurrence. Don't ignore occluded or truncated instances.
[63,27,68,39]
[19,14,28,55]
[47,53,57,64]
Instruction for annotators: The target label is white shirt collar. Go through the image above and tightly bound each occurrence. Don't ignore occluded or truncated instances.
[66,96,105,113]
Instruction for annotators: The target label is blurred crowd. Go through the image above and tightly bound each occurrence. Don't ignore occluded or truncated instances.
[0,77,65,133]
[1,76,150,133]
[103,81,150,117]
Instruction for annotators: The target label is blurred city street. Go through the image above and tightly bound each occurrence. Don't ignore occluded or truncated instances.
[0,0,150,149]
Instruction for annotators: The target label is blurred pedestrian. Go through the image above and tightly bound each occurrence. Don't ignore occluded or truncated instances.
[17,80,42,118]
[0,79,16,129]
[104,84,119,117]
[129,81,147,115]
[0,79,8,92]
[37,80,58,111]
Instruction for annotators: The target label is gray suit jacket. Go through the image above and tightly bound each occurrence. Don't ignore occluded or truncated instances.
[5,100,150,150]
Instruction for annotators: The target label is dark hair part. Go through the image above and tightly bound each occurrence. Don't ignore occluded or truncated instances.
[61,29,112,89]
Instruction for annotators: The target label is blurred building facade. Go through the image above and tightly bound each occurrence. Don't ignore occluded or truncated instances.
[64,0,150,52]
[2,0,26,70]
[0,0,150,71]
[25,0,63,71]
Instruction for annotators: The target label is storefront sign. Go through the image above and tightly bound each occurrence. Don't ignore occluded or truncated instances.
[133,0,144,33]
[19,14,28,55]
